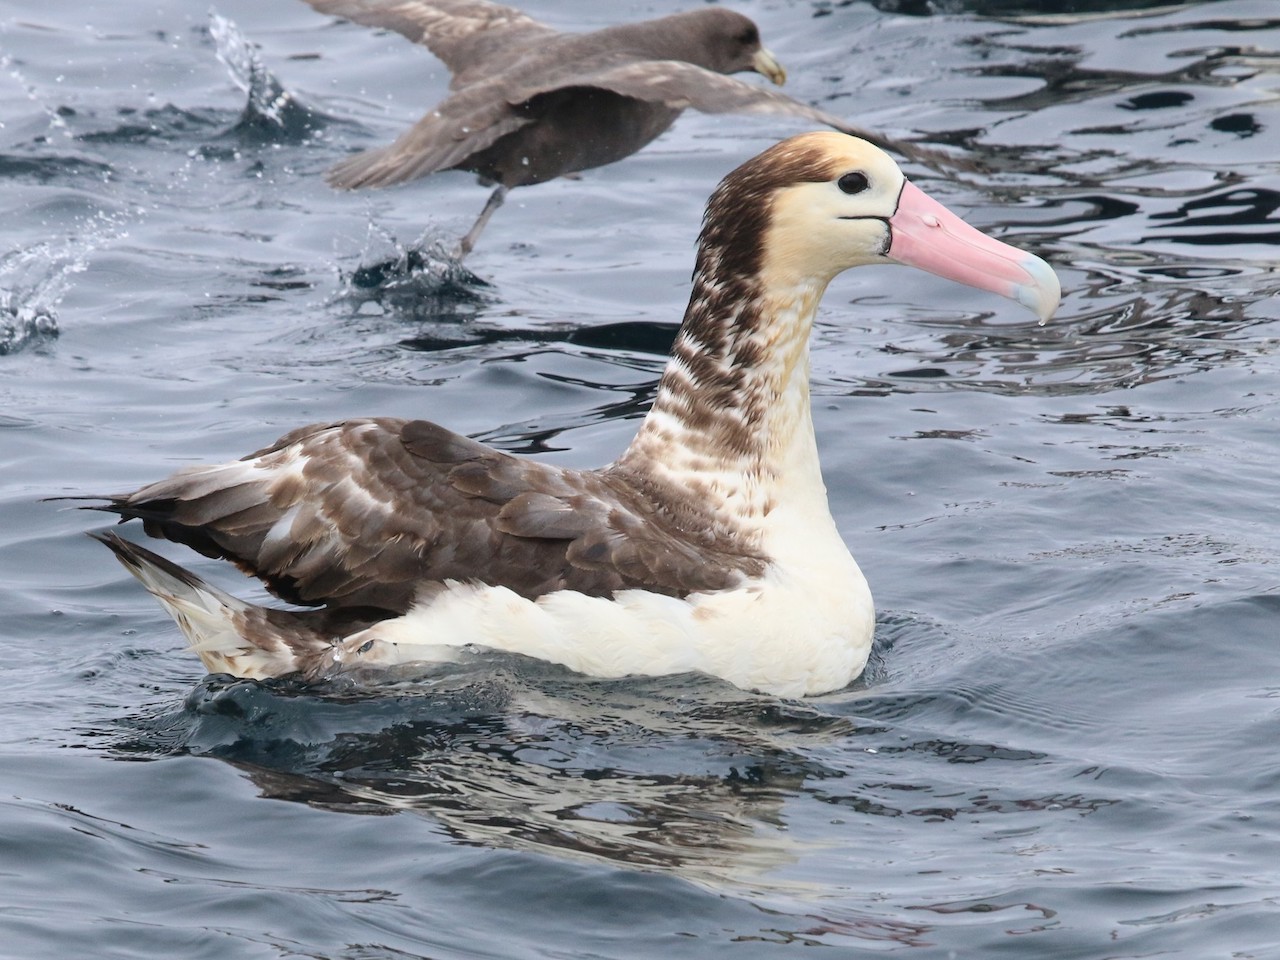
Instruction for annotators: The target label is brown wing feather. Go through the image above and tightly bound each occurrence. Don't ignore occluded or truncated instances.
[301,0,557,88]
[325,85,531,188]
[91,418,764,613]
[543,60,959,171]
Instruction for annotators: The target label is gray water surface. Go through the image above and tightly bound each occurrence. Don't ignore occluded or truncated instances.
[2,1,1278,957]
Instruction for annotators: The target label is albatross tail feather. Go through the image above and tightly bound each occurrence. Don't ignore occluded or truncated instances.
[91,532,326,680]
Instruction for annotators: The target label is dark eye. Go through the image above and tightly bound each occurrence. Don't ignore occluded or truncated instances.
[837,172,869,195]
[357,639,375,654]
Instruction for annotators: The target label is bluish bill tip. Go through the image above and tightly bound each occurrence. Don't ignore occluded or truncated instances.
[1014,252,1062,325]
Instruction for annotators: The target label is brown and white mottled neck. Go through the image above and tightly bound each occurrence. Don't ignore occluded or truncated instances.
[615,139,847,523]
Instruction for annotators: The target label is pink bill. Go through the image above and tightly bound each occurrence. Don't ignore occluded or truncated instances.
[888,180,1060,323]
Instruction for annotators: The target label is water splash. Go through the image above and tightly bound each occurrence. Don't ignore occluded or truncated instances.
[207,9,319,140]
[0,246,73,355]
[0,213,131,355]
[0,290,58,355]
[334,222,490,322]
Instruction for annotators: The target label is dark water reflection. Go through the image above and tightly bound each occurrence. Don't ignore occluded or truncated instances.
[104,625,1118,919]
[121,670,844,877]
[4,0,1280,957]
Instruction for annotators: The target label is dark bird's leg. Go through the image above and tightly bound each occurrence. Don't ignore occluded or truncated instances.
[456,185,508,259]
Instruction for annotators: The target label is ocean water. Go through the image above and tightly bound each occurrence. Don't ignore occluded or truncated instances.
[2,0,1278,956]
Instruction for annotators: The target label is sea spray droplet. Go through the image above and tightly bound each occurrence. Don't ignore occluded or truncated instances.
[0,52,73,139]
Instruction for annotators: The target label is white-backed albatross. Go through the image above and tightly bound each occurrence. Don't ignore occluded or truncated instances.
[301,0,946,255]
[85,132,1059,697]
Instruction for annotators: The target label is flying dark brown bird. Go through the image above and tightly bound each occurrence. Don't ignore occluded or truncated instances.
[302,0,931,255]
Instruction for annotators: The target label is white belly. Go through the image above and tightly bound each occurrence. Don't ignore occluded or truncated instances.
[337,536,874,698]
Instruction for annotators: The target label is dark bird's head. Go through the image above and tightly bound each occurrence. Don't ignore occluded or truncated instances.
[656,9,787,85]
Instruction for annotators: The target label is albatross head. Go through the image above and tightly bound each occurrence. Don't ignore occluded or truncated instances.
[704,131,1060,322]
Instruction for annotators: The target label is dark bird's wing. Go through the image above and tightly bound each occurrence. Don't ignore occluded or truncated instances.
[301,0,557,89]
[324,84,530,187]
[532,59,959,170]
[87,418,762,613]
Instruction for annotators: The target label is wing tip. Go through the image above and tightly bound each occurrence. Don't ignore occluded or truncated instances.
[326,145,434,190]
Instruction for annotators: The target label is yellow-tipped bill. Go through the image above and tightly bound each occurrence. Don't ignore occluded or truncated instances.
[751,47,787,86]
